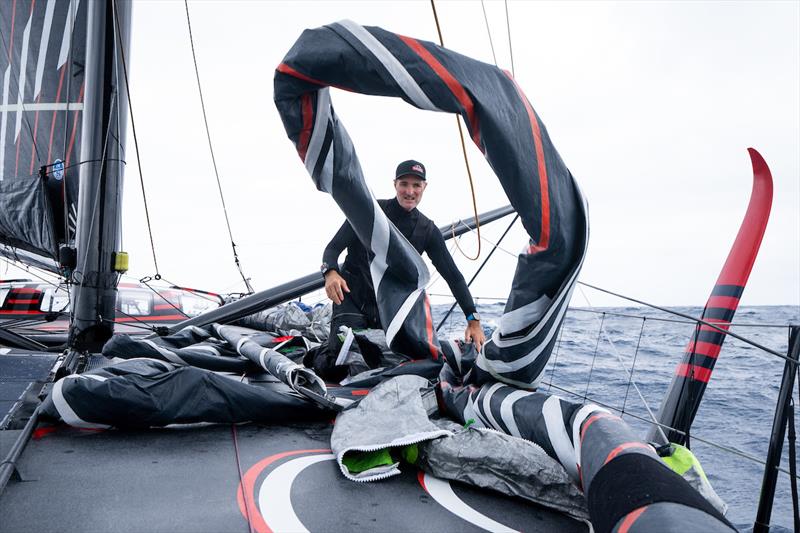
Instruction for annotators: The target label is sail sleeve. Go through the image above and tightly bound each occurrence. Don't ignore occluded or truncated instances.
[274,21,588,387]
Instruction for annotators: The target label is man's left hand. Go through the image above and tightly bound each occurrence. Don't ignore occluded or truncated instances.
[465,320,486,353]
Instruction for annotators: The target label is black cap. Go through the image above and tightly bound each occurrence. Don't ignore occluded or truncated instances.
[395,159,426,181]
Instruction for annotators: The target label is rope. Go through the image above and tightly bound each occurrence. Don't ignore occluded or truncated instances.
[113,1,160,277]
[429,0,482,261]
[480,0,498,66]
[542,379,800,480]
[184,0,253,294]
[436,214,519,331]
[621,317,646,414]
[579,281,793,364]
[504,0,516,76]
[578,285,669,442]
[583,312,605,401]
[547,324,566,392]
[138,277,190,318]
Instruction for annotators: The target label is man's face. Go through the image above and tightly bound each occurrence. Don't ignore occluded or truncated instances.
[394,176,427,211]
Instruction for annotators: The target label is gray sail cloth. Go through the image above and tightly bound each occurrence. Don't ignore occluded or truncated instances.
[438,363,734,533]
[39,358,331,429]
[418,420,590,523]
[238,301,332,342]
[0,0,86,269]
[331,375,589,522]
[274,20,588,387]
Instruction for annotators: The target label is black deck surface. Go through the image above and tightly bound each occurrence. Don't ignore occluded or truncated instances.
[0,421,586,532]
[0,351,58,429]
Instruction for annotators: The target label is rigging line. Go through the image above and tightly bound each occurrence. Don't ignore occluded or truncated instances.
[138,277,190,318]
[429,0,482,262]
[479,0,498,66]
[60,0,79,241]
[582,312,605,401]
[452,219,518,259]
[621,317,647,415]
[183,0,253,294]
[0,14,44,168]
[436,214,519,331]
[541,379,800,480]
[569,307,795,329]
[578,280,792,364]
[503,0,515,77]
[0,257,62,289]
[579,284,668,442]
[112,1,160,277]
[547,323,566,392]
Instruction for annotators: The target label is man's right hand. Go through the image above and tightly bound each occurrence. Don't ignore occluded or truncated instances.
[324,270,350,305]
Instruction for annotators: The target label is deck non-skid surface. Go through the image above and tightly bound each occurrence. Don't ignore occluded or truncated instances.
[0,422,585,532]
[0,352,57,428]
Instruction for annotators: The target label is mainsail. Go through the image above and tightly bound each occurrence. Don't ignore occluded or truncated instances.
[274,20,588,388]
[0,0,86,274]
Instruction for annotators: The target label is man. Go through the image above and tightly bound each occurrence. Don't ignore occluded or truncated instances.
[319,159,485,374]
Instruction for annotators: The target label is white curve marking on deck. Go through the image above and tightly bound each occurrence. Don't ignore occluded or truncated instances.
[257,453,335,533]
[422,473,518,533]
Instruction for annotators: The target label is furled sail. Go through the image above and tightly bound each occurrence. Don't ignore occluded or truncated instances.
[0,0,86,273]
[274,20,588,388]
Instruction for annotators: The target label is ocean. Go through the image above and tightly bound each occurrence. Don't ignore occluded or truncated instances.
[432,304,800,531]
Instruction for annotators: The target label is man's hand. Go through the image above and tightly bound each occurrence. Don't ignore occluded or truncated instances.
[324,270,350,305]
[465,320,486,353]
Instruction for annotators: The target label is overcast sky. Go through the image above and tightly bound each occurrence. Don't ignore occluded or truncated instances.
[4,0,798,310]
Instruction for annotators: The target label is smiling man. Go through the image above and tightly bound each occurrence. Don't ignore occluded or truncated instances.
[318,160,485,378]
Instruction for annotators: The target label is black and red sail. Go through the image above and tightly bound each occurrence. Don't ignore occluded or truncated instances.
[274,20,588,388]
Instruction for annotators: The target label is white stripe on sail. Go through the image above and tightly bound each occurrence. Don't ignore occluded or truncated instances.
[14,7,35,140]
[51,377,111,429]
[303,87,331,178]
[33,0,57,99]
[384,287,422,347]
[542,396,578,480]
[498,389,534,438]
[571,404,609,470]
[0,102,83,112]
[499,293,552,336]
[479,382,504,431]
[57,0,81,69]
[0,66,11,180]
[335,20,440,112]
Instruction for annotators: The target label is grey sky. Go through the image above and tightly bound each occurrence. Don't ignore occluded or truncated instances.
[4,0,798,309]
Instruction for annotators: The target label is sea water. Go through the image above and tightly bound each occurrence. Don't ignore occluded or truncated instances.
[432,304,800,531]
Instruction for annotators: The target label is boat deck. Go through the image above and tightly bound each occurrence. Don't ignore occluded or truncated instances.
[1,419,585,532]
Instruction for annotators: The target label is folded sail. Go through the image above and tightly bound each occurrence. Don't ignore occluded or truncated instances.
[274,20,588,388]
[0,0,86,273]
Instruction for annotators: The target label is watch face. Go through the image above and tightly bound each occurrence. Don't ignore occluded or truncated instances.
[320,262,329,274]
[470,312,481,321]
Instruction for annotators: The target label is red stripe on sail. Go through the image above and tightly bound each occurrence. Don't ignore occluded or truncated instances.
[675,363,711,383]
[46,65,67,164]
[397,35,482,149]
[579,412,618,447]
[29,94,41,174]
[13,0,36,177]
[64,81,84,168]
[424,294,438,360]
[505,72,551,254]
[604,442,652,465]
[297,93,313,161]
[618,506,649,533]
[275,63,353,92]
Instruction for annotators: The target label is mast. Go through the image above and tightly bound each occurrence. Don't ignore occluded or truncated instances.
[68,0,130,352]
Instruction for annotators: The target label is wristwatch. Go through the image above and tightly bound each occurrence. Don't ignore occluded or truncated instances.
[320,262,333,276]
[466,312,481,322]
